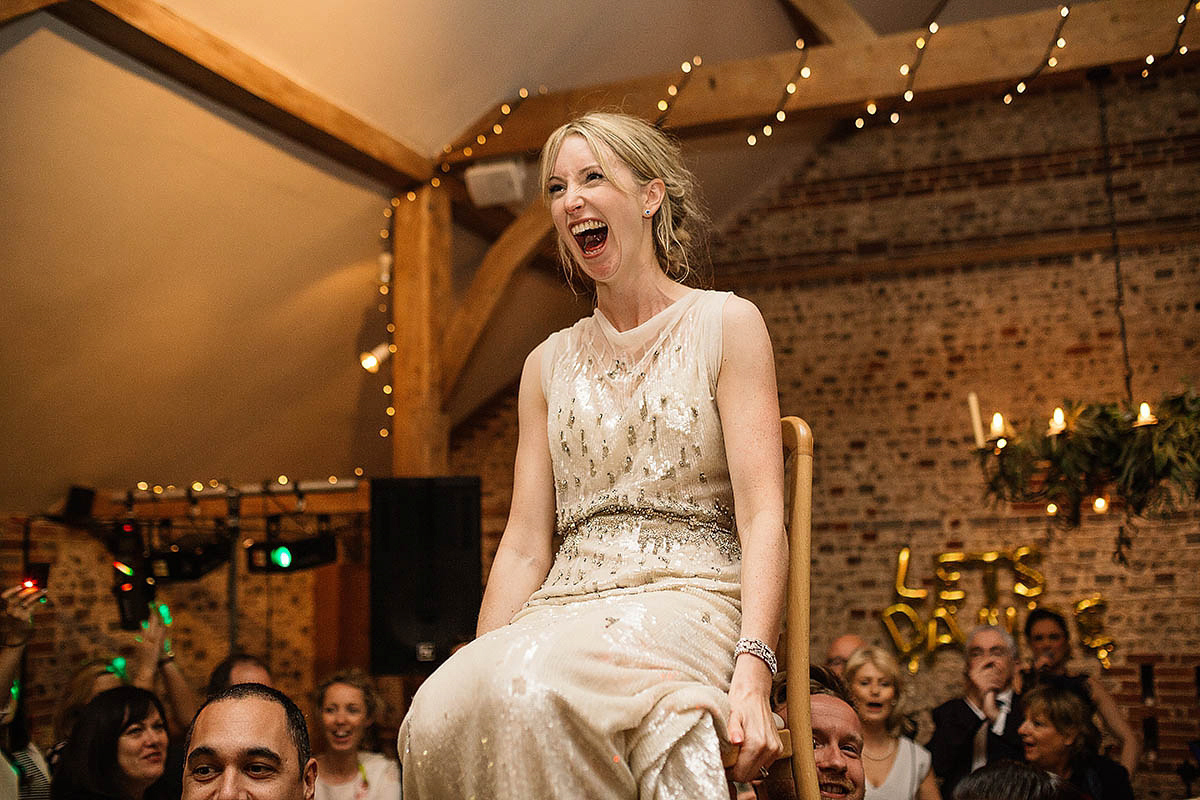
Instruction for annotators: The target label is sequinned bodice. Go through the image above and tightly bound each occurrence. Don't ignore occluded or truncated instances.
[526,290,741,605]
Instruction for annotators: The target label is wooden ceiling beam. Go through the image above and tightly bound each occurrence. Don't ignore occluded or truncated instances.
[446,0,1193,164]
[42,0,432,187]
[440,199,554,404]
[784,0,875,44]
[0,0,62,26]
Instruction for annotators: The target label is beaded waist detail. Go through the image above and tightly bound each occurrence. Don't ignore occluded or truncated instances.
[536,503,741,595]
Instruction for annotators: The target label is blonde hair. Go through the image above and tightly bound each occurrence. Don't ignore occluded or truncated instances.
[538,111,707,288]
[844,646,906,734]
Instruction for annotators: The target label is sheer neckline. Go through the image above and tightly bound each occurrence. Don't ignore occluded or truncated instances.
[592,289,700,350]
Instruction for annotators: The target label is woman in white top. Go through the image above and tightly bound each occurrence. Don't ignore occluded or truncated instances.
[845,647,939,800]
[313,669,400,800]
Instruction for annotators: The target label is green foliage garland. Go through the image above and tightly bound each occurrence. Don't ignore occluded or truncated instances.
[977,388,1200,529]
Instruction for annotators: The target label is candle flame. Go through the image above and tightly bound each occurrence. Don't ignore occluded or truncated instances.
[990,412,1005,438]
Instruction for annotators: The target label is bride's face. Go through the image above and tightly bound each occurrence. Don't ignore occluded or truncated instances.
[546,135,655,286]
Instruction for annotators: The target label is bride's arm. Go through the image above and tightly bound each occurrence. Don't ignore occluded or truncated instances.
[717,295,788,784]
[476,345,558,638]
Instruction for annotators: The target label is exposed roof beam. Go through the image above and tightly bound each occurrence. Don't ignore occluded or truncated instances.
[440,199,554,404]
[0,0,61,26]
[40,0,431,187]
[446,0,1193,164]
[784,0,875,44]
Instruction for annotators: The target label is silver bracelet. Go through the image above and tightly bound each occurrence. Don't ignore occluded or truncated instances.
[735,637,778,676]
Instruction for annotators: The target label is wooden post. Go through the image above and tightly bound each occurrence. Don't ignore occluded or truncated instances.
[389,186,452,477]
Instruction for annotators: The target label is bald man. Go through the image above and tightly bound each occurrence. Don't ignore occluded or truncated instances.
[825,634,866,677]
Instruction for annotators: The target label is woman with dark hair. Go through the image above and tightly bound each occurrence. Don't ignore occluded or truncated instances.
[952,760,1081,800]
[312,669,399,800]
[1021,608,1138,773]
[50,686,171,800]
[204,652,272,696]
[1018,684,1133,800]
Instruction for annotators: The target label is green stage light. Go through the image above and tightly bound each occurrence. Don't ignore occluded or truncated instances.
[270,546,293,568]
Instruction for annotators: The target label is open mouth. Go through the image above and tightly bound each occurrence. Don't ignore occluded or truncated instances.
[570,219,608,256]
[866,702,884,712]
[819,781,853,798]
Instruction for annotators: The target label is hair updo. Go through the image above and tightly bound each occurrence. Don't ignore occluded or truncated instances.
[538,111,708,287]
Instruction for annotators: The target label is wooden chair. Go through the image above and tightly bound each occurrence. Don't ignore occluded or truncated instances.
[725,416,820,799]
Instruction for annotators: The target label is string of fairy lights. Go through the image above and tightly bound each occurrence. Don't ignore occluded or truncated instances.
[654,56,702,127]
[359,199,399,441]
[748,40,810,146]
[1139,0,1195,78]
[854,1,948,130]
[435,86,545,178]
[1004,5,1071,105]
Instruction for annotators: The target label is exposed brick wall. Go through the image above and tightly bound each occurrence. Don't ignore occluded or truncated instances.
[447,66,1200,797]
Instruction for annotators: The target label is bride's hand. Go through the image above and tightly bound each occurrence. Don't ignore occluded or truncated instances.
[726,655,783,783]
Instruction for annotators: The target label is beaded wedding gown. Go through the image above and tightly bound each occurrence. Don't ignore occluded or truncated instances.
[398,289,743,799]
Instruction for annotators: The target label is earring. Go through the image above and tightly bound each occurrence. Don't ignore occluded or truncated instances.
[643,209,653,217]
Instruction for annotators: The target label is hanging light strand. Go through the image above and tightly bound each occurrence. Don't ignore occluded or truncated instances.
[1003,5,1072,105]
[1141,0,1195,77]
[437,88,540,172]
[748,40,809,147]
[899,0,950,104]
[362,200,399,440]
[856,0,947,130]
[655,56,702,127]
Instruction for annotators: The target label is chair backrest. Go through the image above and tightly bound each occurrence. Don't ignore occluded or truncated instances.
[782,416,820,799]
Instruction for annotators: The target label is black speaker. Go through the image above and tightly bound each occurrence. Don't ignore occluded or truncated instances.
[370,477,482,674]
[49,485,95,527]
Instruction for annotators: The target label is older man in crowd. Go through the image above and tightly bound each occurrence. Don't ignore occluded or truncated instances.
[824,634,866,677]
[928,625,1025,799]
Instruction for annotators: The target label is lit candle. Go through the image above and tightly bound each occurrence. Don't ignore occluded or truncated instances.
[1133,402,1158,427]
[1047,407,1066,436]
[990,412,1005,439]
[968,393,986,448]
[1093,496,1109,513]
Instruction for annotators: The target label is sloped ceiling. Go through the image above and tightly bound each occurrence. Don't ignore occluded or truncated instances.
[0,0,1083,512]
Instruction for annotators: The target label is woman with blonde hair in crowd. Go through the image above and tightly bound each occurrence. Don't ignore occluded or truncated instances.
[313,669,399,800]
[844,647,939,800]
